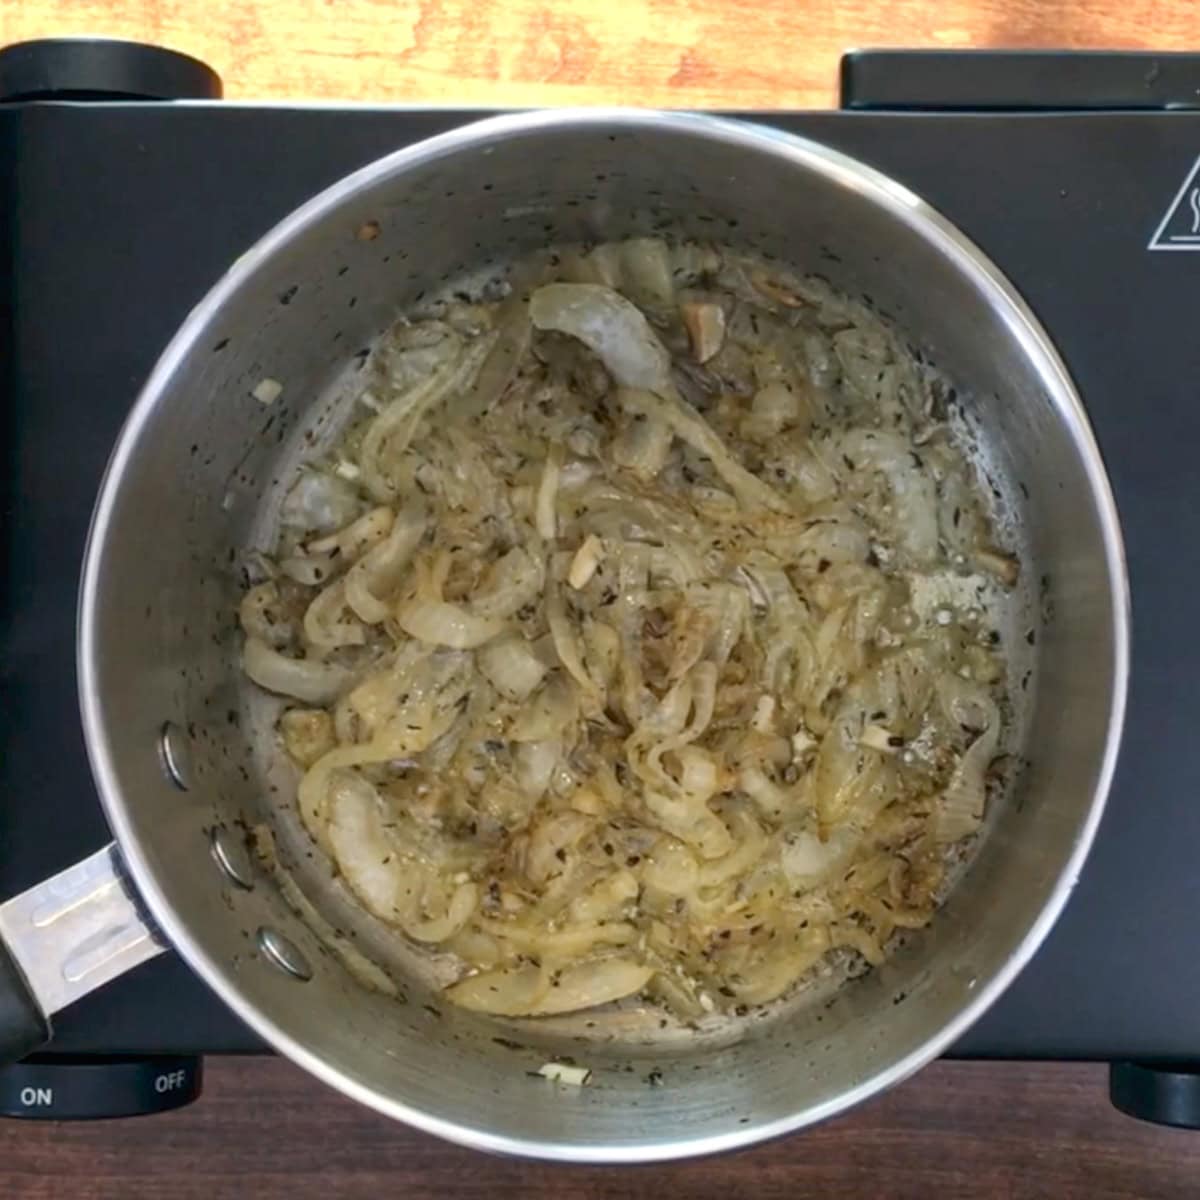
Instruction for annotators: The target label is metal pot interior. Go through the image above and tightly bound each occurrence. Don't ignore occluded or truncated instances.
[78,111,1127,1161]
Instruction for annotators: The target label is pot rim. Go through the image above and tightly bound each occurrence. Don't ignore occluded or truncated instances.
[77,106,1130,1163]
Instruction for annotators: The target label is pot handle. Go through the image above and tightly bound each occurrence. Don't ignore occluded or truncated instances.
[0,844,167,1064]
[0,943,45,1063]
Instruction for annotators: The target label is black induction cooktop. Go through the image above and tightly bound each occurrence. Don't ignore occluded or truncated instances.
[3,41,1200,1126]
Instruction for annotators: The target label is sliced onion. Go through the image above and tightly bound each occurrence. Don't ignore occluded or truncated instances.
[610,387,673,481]
[474,546,545,621]
[326,770,404,919]
[239,581,293,648]
[836,429,938,564]
[395,598,505,649]
[641,837,699,896]
[791,518,872,573]
[524,958,653,1016]
[834,326,891,398]
[278,551,339,587]
[294,659,467,846]
[568,869,638,923]
[741,381,806,442]
[509,674,579,742]
[766,447,837,504]
[377,320,461,391]
[739,765,792,822]
[303,581,366,651]
[360,332,493,501]
[523,810,593,884]
[781,827,858,887]
[514,739,561,800]
[643,789,732,860]
[280,469,361,536]
[677,745,719,802]
[620,238,675,310]
[450,297,530,420]
[635,387,792,514]
[612,414,673,481]
[344,501,427,623]
[729,929,831,1005]
[479,918,634,958]
[935,676,1000,842]
[478,634,547,701]
[670,242,721,285]
[307,505,393,561]
[444,963,548,1016]
[582,618,620,692]
[242,637,353,704]
[698,808,766,887]
[545,580,599,703]
[530,283,672,393]
[402,881,479,943]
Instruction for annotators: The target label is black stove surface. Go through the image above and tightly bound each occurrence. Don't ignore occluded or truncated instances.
[4,97,1200,1066]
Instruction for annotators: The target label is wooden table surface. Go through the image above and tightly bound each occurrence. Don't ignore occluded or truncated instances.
[2,0,1199,108]
[2,1057,1200,1199]
[3,1,1200,1196]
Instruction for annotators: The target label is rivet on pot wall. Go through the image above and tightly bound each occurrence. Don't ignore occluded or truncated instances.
[158,721,192,791]
[210,826,255,890]
[258,928,312,981]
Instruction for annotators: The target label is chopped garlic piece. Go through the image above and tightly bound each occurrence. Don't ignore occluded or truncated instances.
[791,727,817,757]
[733,565,769,613]
[751,270,807,308]
[751,694,776,734]
[536,446,562,540]
[252,377,283,405]
[860,724,901,752]
[568,534,605,590]
[680,301,726,363]
[975,548,1020,587]
[537,1061,591,1086]
[570,785,606,815]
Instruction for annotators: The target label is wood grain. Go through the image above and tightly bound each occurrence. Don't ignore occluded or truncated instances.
[2,0,1200,109]
[0,1057,1195,1199]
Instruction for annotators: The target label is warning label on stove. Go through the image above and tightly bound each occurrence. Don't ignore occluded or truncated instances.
[1149,155,1200,251]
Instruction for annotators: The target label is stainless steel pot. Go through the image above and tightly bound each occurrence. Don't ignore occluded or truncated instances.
[0,110,1128,1161]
